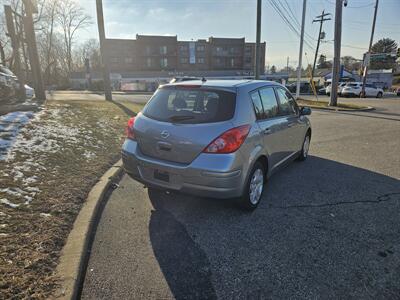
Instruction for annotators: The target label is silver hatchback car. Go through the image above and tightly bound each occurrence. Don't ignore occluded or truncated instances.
[122,80,311,209]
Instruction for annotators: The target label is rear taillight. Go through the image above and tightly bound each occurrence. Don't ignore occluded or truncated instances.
[203,125,251,154]
[125,117,135,140]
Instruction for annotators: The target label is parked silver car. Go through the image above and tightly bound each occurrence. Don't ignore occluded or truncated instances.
[122,80,312,209]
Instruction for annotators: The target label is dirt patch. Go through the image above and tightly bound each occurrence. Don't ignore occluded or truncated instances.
[0,100,143,299]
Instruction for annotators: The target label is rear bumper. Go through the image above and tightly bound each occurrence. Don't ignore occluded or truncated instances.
[121,139,246,199]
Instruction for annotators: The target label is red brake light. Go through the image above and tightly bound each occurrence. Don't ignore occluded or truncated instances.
[125,117,135,140]
[203,125,251,154]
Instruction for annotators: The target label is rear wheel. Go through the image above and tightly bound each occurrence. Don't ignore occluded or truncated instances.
[376,92,383,98]
[298,133,311,161]
[238,161,265,210]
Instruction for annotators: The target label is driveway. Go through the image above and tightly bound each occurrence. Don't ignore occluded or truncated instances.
[81,99,400,299]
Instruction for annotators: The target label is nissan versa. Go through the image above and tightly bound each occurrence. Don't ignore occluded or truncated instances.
[122,80,312,209]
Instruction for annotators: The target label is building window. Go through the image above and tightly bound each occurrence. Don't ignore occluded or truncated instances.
[160,58,168,68]
[180,57,188,64]
[197,57,205,64]
[216,47,223,53]
[125,57,133,64]
[245,46,252,54]
[145,46,151,55]
[179,45,188,51]
[146,57,153,68]
[160,46,167,55]
[196,45,205,51]
[245,57,252,64]
[230,58,235,67]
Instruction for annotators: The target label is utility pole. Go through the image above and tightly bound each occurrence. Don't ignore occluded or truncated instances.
[296,0,307,98]
[96,0,112,101]
[361,0,379,97]
[329,0,345,107]
[23,0,46,101]
[255,0,262,79]
[311,10,331,79]
[286,56,289,75]
[4,5,25,100]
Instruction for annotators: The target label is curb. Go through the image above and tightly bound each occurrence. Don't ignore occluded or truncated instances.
[303,105,375,112]
[54,160,123,299]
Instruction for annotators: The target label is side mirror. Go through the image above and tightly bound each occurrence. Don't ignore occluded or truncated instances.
[300,106,312,116]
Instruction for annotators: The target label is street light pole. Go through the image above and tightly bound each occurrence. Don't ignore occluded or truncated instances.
[296,0,307,98]
[329,0,343,107]
[96,0,112,101]
[255,0,262,80]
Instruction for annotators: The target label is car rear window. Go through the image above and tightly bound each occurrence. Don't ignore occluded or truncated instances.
[143,87,236,123]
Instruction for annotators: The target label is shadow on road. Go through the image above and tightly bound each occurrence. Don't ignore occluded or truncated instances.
[147,156,400,299]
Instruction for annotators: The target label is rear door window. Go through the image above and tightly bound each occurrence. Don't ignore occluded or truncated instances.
[250,91,264,120]
[275,87,298,116]
[143,87,236,123]
[259,87,279,118]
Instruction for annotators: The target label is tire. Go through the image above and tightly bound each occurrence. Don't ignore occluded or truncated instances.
[376,92,383,98]
[297,132,311,161]
[326,92,330,96]
[238,161,265,211]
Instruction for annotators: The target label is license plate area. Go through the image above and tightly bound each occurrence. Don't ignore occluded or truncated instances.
[154,169,170,182]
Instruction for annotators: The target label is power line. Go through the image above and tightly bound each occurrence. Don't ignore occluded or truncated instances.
[268,0,315,51]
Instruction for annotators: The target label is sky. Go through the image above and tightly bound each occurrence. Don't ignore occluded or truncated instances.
[76,0,400,69]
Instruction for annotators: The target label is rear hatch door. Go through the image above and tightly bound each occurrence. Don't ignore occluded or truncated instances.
[135,86,237,164]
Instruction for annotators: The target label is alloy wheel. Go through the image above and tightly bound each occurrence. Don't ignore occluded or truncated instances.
[249,168,264,205]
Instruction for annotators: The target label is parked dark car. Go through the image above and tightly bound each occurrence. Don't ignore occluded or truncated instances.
[0,65,19,100]
[287,82,313,94]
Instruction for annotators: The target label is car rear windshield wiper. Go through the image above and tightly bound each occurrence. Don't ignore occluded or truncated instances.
[168,115,195,122]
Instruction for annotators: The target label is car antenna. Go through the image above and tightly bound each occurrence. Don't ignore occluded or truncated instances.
[201,77,207,82]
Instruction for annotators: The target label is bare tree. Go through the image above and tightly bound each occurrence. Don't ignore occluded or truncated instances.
[74,38,101,71]
[56,0,91,75]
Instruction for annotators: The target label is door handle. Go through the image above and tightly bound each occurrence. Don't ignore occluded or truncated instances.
[263,128,271,134]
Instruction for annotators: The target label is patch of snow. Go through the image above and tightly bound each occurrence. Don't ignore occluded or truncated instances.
[83,150,96,159]
[0,233,9,237]
[24,195,33,204]
[22,176,38,185]
[0,187,25,197]
[25,186,40,193]
[0,111,34,160]
[0,198,20,208]
[40,213,51,218]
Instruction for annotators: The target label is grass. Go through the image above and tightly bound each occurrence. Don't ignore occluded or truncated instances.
[0,100,144,299]
[297,99,369,110]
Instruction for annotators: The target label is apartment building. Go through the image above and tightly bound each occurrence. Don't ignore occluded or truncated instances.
[103,35,266,74]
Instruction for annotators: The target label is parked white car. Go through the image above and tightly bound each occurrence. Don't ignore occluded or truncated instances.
[325,82,347,96]
[25,84,35,98]
[341,82,383,98]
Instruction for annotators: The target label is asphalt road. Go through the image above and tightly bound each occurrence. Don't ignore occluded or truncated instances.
[81,98,400,299]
